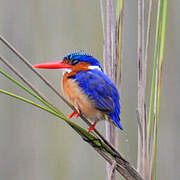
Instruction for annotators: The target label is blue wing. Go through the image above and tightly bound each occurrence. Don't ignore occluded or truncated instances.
[69,70,123,130]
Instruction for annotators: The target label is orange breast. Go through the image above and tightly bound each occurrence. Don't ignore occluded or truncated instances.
[62,74,105,121]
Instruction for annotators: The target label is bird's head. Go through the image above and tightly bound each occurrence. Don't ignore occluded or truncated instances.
[33,51,103,73]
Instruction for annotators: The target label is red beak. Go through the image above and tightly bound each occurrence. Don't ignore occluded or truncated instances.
[33,61,72,69]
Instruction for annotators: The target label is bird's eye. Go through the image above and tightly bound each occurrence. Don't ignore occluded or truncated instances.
[70,59,79,65]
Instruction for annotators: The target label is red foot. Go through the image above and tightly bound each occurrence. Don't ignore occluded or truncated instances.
[68,111,80,119]
[68,111,76,119]
[88,122,97,133]
[76,113,80,118]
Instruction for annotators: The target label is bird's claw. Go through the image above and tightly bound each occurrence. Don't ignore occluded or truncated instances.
[76,113,80,118]
[68,111,80,119]
[88,122,97,133]
[68,111,76,119]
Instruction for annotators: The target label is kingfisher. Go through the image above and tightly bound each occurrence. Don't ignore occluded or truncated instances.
[33,52,123,132]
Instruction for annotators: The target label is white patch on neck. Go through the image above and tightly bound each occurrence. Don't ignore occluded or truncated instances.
[62,68,72,75]
[88,65,102,72]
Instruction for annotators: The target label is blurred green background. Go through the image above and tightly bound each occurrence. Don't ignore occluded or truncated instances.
[0,0,179,179]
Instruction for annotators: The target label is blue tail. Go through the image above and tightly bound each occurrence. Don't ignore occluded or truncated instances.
[110,113,123,130]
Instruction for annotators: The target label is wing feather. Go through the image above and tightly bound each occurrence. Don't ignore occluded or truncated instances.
[69,70,123,130]
[70,70,119,115]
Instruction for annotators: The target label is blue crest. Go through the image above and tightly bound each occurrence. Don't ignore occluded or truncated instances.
[63,51,103,71]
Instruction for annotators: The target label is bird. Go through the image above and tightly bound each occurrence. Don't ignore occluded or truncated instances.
[33,51,123,132]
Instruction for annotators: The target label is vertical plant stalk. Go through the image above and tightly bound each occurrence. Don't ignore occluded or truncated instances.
[143,0,153,178]
[137,0,149,179]
[100,0,124,179]
[148,1,162,179]
[145,0,153,160]
[115,0,124,90]
[105,1,117,180]
[137,0,144,175]
[149,1,168,179]
[148,0,162,142]
[145,0,153,69]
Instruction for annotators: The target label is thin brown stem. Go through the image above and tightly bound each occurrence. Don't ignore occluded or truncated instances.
[115,0,124,89]
[145,0,153,69]
[104,0,118,180]
[137,0,149,179]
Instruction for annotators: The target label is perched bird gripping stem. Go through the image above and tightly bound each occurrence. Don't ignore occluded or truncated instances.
[33,52,123,132]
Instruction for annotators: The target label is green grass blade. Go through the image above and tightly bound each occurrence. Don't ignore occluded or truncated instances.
[148,0,163,139]
[148,0,162,177]
[0,89,102,148]
[149,0,168,179]
[0,89,67,120]
[0,69,103,146]
[0,69,60,115]
[154,1,168,179]
[159,1,168,65]
[0,88,124,160]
